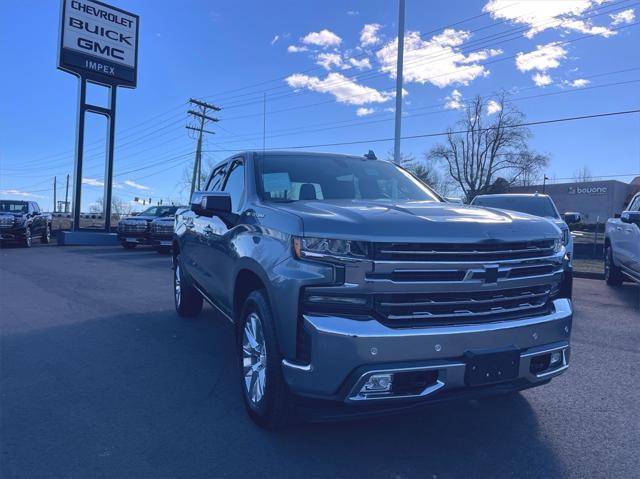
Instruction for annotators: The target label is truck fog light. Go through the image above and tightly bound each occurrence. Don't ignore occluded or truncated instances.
[550,351,562,366]
[361,373,393,393]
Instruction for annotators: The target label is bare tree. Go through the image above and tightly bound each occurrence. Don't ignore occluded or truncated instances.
[386,150,455,197]
[572,166,593,183]
[89,196,132,218]
[427,94,548,202]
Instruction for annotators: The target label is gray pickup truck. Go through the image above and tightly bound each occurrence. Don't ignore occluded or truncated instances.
[173,151,573,428]
[605,192,640,285]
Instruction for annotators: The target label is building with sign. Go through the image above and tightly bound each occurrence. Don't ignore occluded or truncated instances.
[510,177,640,223]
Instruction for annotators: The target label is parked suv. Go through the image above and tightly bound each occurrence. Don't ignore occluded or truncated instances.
[150,212,185,254]
[0,200,52,247]
[173,151,573,428]
[470,193,573,298]
[604,192,640,285]
[117,205,180,249]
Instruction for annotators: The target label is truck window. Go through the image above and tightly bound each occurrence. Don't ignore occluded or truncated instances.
[222,161,245,212]
[207,164,227,192]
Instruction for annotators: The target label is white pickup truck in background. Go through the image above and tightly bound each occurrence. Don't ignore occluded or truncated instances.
[604,192,640,285]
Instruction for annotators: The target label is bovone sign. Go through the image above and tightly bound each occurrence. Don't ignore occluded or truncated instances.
[58,0,139,87]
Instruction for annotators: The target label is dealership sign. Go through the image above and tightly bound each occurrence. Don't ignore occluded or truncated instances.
[568,185,608,195]
[58,0,139,87]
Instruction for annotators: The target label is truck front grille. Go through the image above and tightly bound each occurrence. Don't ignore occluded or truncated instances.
[0,216,14,228]
[373,239,556,262]
[374,284,554,327]
[118,223,148,233]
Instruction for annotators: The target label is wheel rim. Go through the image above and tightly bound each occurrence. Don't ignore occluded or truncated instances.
[26,228,31,246]
[242,312,267,405]
[45,227,50,242]
[604,248,610,279]
[174,264,181,307]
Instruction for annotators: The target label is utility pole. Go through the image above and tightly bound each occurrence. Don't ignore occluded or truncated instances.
[64,174,70,213]
[53,176,57,212]
[393,0,406,165]
[187,98,221,198]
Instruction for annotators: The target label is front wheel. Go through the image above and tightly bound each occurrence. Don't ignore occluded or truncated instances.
[174,257,203,317]
[604,245,624,286]
[41,224,51,244]
[239,289,293,429]
[22,227,32,248]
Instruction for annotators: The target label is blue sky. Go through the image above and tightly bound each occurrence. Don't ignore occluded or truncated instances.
[1,0,639,211]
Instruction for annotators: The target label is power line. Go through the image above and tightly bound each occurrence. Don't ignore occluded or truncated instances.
[200,109,640,152]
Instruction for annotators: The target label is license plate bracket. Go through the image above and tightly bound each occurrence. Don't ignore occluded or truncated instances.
[464,348,520,386]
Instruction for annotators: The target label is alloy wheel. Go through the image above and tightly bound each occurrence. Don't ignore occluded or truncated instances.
[174,264,182,307]
[242,312,267,405]
[25,228,32,247]
[604,248,611,280]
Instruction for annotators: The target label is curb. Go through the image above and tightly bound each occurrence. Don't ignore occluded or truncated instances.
[573,271,604,280]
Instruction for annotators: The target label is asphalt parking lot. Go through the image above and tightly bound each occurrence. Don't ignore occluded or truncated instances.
[1,244,639,478]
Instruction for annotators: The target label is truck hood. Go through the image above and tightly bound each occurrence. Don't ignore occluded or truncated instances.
[275,200,561,243]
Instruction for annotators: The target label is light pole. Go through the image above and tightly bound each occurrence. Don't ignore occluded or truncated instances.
[393,0,406,164]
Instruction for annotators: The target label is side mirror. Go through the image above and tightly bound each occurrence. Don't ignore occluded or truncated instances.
[620,210,640,225]
[563,212,581,224]
[191,191,232,216]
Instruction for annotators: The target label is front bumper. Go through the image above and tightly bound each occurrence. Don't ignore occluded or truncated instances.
[282,298,572,404]
[117,232,150,245]
[0,226,27,240]
[150,233,173,247]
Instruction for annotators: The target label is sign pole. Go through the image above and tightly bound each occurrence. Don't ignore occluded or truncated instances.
[103,85,117,231]
[72,77,87,232]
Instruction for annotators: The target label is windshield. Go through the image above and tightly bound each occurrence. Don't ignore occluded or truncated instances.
[257,155,441,203]
[473,196,560,219]
[0,201,28,213]
[138,206,178,217]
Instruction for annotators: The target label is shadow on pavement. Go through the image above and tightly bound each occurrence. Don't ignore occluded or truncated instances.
[1,307,565,478]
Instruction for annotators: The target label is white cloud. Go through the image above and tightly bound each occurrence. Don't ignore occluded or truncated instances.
[483,0,616,38]
[487,99,502,114]
[316,52,348,70]
[271,35,280,45]
[445,89,464,110]
[124,180,150,191]
[356,107,375,116]
[82,178,104,187]
[287,45,308,53]
[383,107,395,113]
[563,78,591,88]
[610,8,635,25]
[516,43,567,72]
[302,29,342,48]
[348,57,372,70]
[532,73,553,86]
[360,23,382,47]
[285,72,393,105]
[376,29,502,88]
[0,189,45,199]
[347,10,359,16]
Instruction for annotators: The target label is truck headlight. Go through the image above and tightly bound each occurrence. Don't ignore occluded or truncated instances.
[561,229,569,246]
[293,236,368,260]
[14,217,25,226]
[553,238,563,254]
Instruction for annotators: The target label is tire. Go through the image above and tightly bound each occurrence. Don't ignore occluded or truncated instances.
[604,244,624,286]
[238,289,293,429]
[174,256,203,317]
[122,242,137,250]
[41,224,51,244]
[23,227,32,248]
